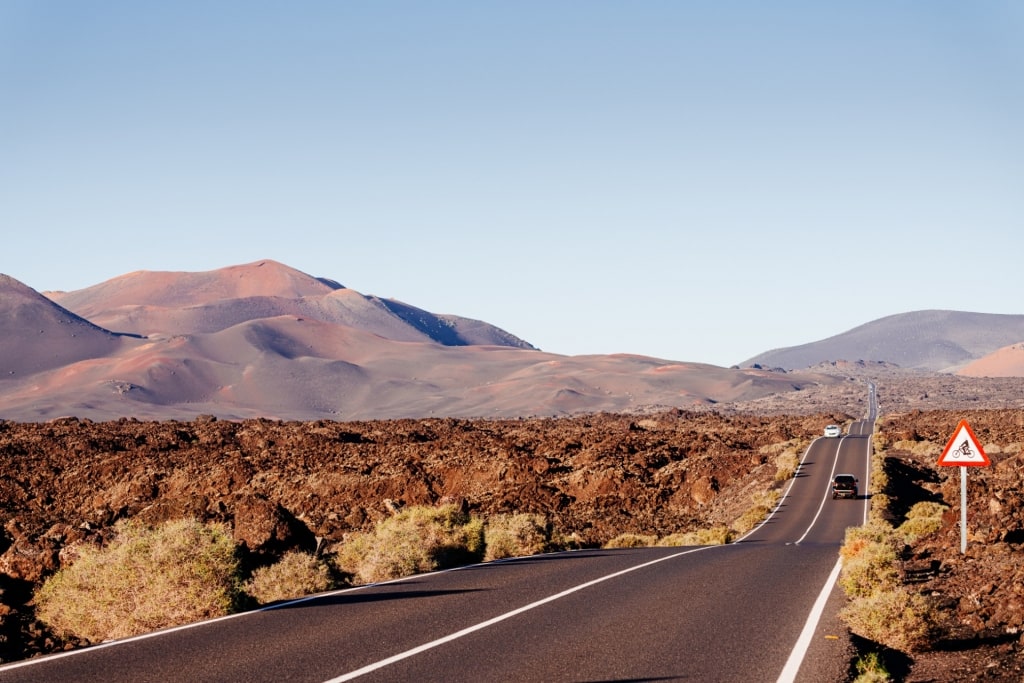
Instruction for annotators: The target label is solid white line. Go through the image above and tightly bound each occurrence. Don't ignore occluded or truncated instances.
[734,438,815,543]
[778,410,874,681]
[322,546,716,682]
[0,582,378,673]
[775,556,843,683]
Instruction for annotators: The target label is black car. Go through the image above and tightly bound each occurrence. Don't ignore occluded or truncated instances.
[831,474,858,499]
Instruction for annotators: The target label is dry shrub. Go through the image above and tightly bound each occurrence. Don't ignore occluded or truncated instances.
[774,449,800,482]
[759,438,803,456]
[839,515,939,653]
[896,501,948,543]
[839,523,900,597]
[731,490,781,534]
[868,493,891,523]
[35,518,240,643]
[603,533,657,548]
[868,446,888,494]
[484,513,549,561]
[891,439,940,457]
[657,526,732,546]
[243,551,337,605]
[335,504,484,584]
[840,587,935,653]
[872,431,887,455]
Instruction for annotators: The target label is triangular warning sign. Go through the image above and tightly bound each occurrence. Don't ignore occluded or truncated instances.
[938,419,990,467]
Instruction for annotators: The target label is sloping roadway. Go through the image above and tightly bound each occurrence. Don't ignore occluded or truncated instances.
[0,412,875,682]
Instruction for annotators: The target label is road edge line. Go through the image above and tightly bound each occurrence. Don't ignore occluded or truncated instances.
[775,556,843,683]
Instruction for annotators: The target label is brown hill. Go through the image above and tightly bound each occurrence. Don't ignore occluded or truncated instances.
[0,274,129,379]
[1,264,846,422]
[45,260,535,349]
[957,342,1024,378]
[9,260,1021,423]
[45,259,339,313]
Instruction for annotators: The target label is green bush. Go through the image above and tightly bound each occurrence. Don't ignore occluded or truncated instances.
[243,551,338,605]
[335,504,484,584]
[484,513,549,561]
[853,651,891,682]
[35,518,240,643]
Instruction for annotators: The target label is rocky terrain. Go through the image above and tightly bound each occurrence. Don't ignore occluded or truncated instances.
[1,370,1023,681]
[0,408,842,662]
[871,408,1024,682]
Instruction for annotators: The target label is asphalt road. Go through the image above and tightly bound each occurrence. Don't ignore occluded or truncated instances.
[0,405,875,682]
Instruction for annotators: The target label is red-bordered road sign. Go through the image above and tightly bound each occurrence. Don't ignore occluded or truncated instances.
[938,419,991,467]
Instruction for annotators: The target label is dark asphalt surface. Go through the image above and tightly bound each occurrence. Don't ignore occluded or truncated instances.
[0,397,876,683]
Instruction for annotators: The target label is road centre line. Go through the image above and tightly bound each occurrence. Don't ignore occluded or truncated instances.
[793,437,843,545]
[322,546,717,682]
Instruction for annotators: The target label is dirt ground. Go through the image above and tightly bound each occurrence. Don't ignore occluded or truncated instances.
[870,409,1024,682]
[1,369,1023,680]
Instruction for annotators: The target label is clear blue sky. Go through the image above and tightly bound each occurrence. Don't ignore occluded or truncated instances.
[3,2,1022,367]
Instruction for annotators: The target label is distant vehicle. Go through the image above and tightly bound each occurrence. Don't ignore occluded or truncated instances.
[824,425,841,438]
[831,474,858,499]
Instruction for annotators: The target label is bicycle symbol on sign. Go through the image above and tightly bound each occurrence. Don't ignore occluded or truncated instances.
[953,439,977,460]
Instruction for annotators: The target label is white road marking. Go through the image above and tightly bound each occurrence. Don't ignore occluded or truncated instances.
[322,546,716,682]
[776,557,843,683]
[0,581,381,673]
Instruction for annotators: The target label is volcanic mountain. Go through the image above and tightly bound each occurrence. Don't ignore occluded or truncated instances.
[741,310,1024,373]
[1,260,839,422]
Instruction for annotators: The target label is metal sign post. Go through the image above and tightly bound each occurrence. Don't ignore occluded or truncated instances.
[959,466,968,554]
[937,419,990,554]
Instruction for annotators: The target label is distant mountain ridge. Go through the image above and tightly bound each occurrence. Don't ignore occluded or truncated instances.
[45,260,534,349]
[4,262,1021,422]
[1,260,842,422]
[741,310,1024,373]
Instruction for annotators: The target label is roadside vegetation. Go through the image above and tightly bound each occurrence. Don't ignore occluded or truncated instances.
[839,425,950,679]
[483,512,556,561]
[34,436,809,646]
[33,504,568,643]
[730,489,783,536]
[35,518,242,643]
[334,503,485,584]
[242,550,336,605]
[768,440,803,483]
